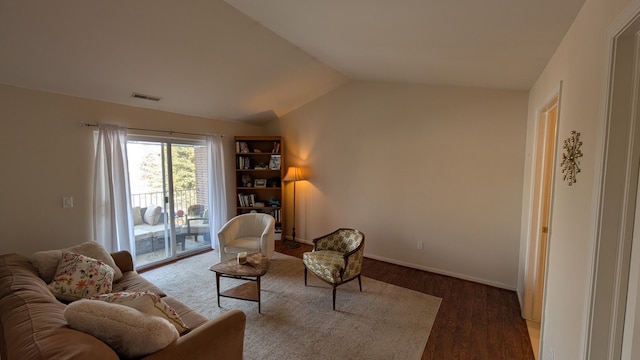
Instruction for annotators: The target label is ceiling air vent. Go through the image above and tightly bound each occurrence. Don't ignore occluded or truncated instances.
[130,92,161,102]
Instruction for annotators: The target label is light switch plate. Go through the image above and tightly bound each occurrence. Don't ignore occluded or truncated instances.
[63,196,73,208]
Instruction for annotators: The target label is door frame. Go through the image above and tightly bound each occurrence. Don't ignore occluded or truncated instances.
[127,135,211,269]
[523,91,560,321]
[585,2,640,358]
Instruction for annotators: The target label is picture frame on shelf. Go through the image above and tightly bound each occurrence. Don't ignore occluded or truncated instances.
[254,178,267,188]
[269,154,281,170]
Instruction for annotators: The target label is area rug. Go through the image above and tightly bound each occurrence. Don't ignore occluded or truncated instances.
[141,251,441,360]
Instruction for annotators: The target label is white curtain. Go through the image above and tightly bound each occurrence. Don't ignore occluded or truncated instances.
[206,135,227,249]
[93,125,135,254]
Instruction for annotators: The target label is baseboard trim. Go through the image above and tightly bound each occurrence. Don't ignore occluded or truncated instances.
[280,237,515,291]
[364,253,517,291]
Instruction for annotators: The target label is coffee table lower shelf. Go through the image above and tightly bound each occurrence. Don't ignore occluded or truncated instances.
[216,274,262,313]
[209,253,270,314]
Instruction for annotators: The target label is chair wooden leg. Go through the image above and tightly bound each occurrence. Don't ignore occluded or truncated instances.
[304,267,307,286]
[358,274,362,292]
[333,285,337,310]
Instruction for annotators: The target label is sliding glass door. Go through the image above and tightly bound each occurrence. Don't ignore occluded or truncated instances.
[127,138,211,268]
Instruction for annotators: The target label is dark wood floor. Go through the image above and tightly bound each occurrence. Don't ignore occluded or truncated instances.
[276,241,535,360]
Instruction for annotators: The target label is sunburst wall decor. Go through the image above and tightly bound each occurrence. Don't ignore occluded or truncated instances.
[560,130,583,186]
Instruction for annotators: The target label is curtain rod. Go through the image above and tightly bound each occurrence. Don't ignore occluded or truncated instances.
[80,122,224,138]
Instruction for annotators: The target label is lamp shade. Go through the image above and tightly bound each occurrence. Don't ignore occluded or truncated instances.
[283,167,305,182]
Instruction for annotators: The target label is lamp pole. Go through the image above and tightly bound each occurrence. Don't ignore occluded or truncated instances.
[288,178,300,249]
[284,167,304,249]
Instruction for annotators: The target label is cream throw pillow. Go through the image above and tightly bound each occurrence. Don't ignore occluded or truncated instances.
[48,252,114,302]
[64,299,179,359]
[30,241,123,282]
[91,291,189,334]
[143,205,162,225]
[132,206,144,225]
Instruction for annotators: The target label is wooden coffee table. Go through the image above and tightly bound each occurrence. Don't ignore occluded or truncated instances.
[209,253,270,313]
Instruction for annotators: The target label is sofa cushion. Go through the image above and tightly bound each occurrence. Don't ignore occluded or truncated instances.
[91,291,189,334]
[112,271,167,297]
[136,223,167,238]
[30,241,123,282]
[64,299,179,359]
[132,206,144,225]
[162,296,208,330]
[144,205,162,225]
[48,252,114,302]
[0,253,118,360]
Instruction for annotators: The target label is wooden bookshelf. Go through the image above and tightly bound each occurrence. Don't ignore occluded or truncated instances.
[234,136,283,237]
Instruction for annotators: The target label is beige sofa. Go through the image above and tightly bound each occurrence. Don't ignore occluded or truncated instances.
[0,249,246,360]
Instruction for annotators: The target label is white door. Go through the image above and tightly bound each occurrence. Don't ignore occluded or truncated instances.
[523,95,558,323]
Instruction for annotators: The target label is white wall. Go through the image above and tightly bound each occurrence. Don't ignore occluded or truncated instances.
[267,81,528,289]
[520,0,632,358]
[0,84,260,256]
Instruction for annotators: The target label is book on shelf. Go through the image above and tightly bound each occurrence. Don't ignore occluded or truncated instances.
[237,193,256,207]
[271,142,281,153]
[237,156,251,169]
[269,208,281,222]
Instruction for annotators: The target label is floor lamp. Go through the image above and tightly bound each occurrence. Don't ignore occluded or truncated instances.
[283,167,305,249]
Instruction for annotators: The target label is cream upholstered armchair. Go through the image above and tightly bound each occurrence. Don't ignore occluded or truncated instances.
[303,228,365,310]
[217,213,276,263]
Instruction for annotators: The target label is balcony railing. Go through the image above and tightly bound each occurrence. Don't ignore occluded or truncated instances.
[131,188,211,266]
[131,188,203,214]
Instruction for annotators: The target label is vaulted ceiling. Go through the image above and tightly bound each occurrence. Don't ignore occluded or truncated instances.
[0,0,585,123]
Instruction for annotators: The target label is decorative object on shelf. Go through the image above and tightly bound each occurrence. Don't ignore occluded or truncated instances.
[242,175,252,187]
[560,130,583,186]
[269,154,281,170]
[254,179,267,188]
[267,178,280,188]
[283,167,306,249]
[239,142,249,153]
[268,197,280,206]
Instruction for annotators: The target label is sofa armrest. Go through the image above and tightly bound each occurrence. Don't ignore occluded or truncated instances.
[110,251,134,273]
[143,309,246,360]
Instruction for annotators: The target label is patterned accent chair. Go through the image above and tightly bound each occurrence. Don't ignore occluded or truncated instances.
[302,228,365,310]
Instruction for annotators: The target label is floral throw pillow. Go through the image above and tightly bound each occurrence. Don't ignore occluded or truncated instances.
[91,291,189,334]
[48,252,114,302]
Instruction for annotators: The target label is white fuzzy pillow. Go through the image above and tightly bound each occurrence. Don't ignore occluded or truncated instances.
[91,291,189,334]
[64,299,179,359]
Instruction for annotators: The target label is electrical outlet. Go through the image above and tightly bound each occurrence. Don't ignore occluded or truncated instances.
[417,241,423,250]
[546,349,554,360]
